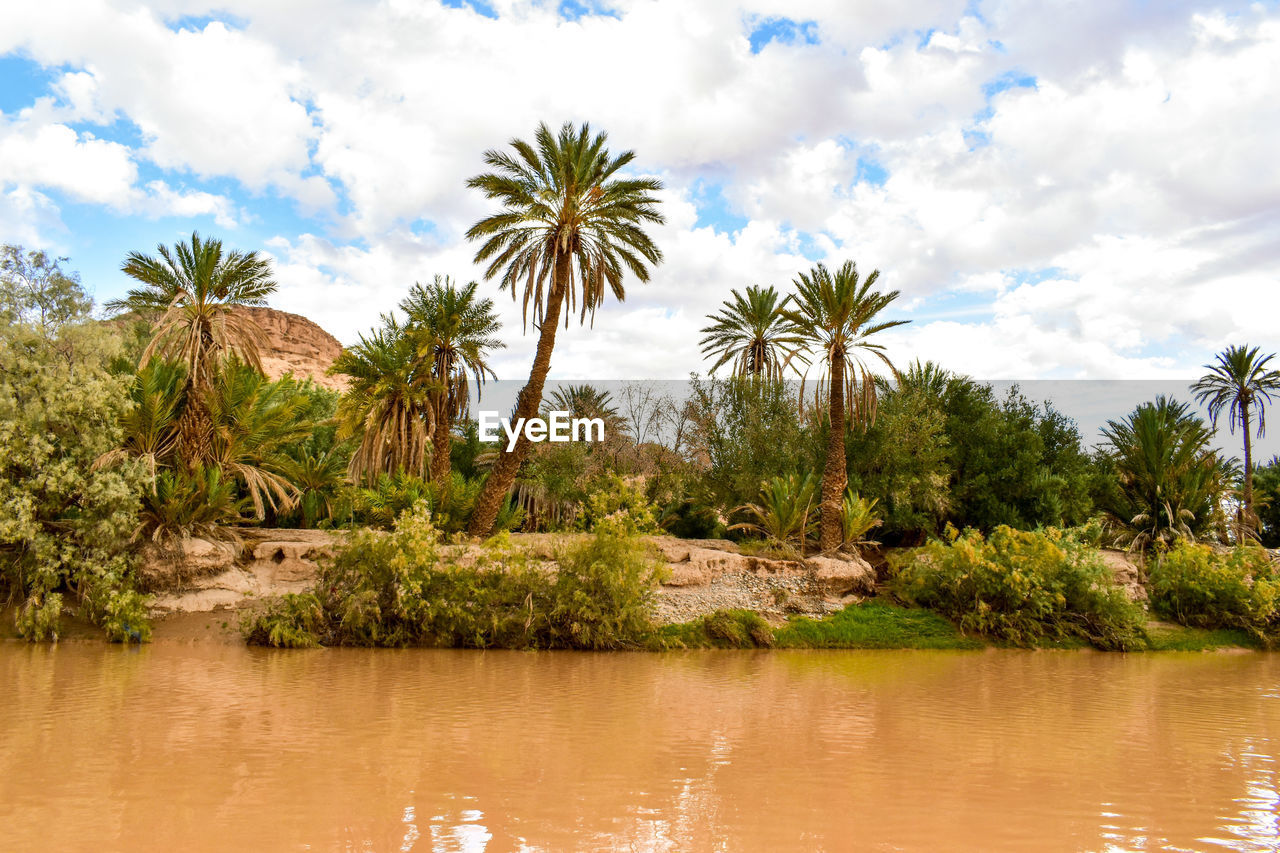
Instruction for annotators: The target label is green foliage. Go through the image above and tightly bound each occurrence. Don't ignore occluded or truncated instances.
[345,471,517,534]
[844,383,950,542]
[656,493,724,539]
[1148,543,1278,637]
[1254,457,1280,548]
[896,526,1146,650]
[579,473,659,534]
[840,490,882,546]
[1,245,92,332]
[661,609,775,649]
[729,472,817,550]
[245,503,660,649]
[775,601,983,650]
[138,465,244,541]
[1098,396,1228,549]
[686,375,820,512]
[698,284,804,380]
[941,381,1095,533]
[0,249,150,641]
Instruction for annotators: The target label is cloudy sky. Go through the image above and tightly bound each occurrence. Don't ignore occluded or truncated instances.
[2,0,1278,387]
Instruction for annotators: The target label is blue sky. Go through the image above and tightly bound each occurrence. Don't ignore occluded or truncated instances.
[1,0,1278,404]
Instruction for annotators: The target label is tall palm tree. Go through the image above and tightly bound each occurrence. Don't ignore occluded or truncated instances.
[782,261,908,551]
[546,383,621,424]
[330,317,440,485]
[1192,344,1280,531]
[400,275,504,483]
[699,284,805,380]
[463,121,664,535]
[106,232,276,465]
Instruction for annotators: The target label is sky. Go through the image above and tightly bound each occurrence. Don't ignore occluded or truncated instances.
[1,0,1279,398]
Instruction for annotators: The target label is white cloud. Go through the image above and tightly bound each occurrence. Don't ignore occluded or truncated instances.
[1,0,1278,381]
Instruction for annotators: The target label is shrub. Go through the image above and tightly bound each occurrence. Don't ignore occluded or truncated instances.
[895,526,1146,650]
[244,502,660,649]
[1,255,150,642]
[578,473,659,535]
[660,609,775,649]
[1148,543,1278,638]
[840,491,882,547]
[729,473,817,551]
[137,465,245,541]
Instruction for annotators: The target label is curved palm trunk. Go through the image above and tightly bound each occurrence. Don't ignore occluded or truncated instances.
[468,262,568,536]
[430,403,453,483]
[819,354,847,551]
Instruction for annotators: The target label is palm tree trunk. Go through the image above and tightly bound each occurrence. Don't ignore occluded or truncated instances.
[177,380,212,467]
[819,353,847,551]
[430,403,453,483]
[467,262,569,536]
[1242,400,1255,531]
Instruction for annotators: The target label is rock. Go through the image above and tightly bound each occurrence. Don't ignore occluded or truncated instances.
[1099,549,1148,602]
[234,306,347,392]
[807,553,877,597]
[137,538,239,590]
[144,529,343,614]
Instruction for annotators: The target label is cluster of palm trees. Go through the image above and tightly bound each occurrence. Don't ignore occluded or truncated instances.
[331,276,503,487]
[98,118,1279,553]
[698,264,909,550]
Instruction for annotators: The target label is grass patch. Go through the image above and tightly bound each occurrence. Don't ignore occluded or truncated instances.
[1144,621,1262,652]
[658,609,775,649]
[776,601,985,650]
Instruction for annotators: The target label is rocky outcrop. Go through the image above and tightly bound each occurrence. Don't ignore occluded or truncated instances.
[1099,549,1148,602]
[235,306,347,392]
[145,529,343,614]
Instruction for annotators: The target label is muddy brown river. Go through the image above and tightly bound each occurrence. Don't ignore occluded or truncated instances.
[2,644,1278,851]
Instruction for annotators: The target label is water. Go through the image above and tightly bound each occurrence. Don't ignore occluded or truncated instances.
[2,644,1278,852]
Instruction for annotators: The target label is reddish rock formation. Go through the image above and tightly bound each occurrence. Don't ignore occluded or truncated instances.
[235,306,347,391]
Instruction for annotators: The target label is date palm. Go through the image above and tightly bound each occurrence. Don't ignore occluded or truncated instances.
[1192,344,1280,532]
[330,317,440,485]
[782,261,908,550]
[106,232,276,465]
[699,285,805,380]
[463,121,664,535]
[400,276,504,483]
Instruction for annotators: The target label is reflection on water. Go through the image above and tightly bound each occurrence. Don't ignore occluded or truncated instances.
[1,645,1278,852]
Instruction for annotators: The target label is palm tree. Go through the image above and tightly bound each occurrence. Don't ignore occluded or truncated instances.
[400,276,504,483]
[106,232,276,465]
[463,121,664,535]
[1100,396,1228,549]
[547,383,621,422]
[330,317,440,485]
[699,285,805,380]
[782,261,908,551]
[1192,344,1280,531]
[204,361,314,519]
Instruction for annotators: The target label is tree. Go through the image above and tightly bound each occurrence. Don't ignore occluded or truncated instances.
[1192,344,1280,533]
[1099,396,1228,549]
[1,244,91,333]
[699,284,804,380]
[400,276,503,483]
[106,232,277,465]
[330,317,439,485]
[463,121,664,535]
[1,252,149,641]
[782,261,908,550]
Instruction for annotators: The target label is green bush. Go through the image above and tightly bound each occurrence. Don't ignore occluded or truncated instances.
[1,249,150,642]
[1148,543,1278,637]
[578,473,659,534]
[895,526,1146,650]
[244,503,660,649]
[660,609,775,649]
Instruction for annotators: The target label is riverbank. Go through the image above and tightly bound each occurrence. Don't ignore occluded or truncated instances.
[4,529,1271,652]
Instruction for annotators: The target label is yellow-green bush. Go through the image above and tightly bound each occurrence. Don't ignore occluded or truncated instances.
[245,503,661,649]
[895,526,1145,650]
[1148,543,1277,637]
